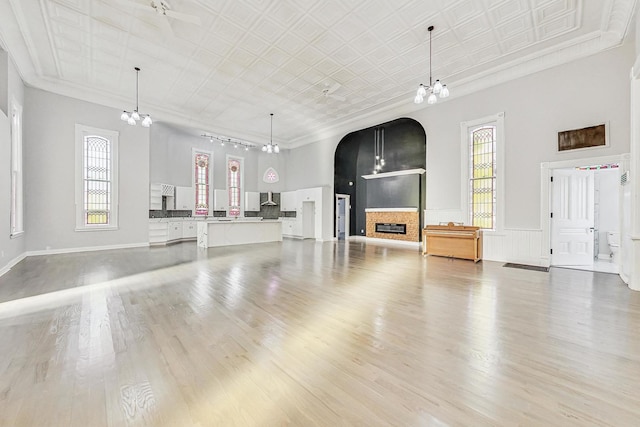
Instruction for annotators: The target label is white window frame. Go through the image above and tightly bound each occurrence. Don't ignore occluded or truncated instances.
[460,112,505,232]
[226,154,245,217]
[10,98,24,238]
[75,124,119,231]
[192,148,213,216]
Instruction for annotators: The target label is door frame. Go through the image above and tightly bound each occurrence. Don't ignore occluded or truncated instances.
[541,154,625,267]
[335,194,351,240]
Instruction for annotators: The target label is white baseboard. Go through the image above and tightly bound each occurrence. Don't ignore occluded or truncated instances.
[26,242,149,257]
[0,252,27,278]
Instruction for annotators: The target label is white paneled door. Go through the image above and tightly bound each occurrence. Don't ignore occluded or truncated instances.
[551,169,595,266]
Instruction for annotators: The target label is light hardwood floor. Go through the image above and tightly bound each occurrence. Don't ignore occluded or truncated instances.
[0,240,638,426]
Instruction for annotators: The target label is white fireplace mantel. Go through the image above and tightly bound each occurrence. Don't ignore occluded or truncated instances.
[365,208,418,212]
[361,168,426,180]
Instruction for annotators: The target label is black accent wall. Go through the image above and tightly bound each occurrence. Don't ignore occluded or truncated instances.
[334,118,426,237]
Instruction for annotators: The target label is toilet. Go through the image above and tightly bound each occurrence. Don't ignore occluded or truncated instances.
[607,232,620,262]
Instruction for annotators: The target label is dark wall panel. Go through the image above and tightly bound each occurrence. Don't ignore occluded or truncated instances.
[365,175,419,209]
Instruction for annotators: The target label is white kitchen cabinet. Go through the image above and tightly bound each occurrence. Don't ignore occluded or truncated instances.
[175,186,195,211]
[167,221,183,241]
[149,220,168,244]
[245,191,260,211]
[183,220,197,239]
[281,218,302,238]
[161,184,175,196]
[150,183,162,210]
[213,189,228,211]
[280,191,297,211]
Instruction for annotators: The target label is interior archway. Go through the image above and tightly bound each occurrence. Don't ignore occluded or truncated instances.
[333,117,426,238]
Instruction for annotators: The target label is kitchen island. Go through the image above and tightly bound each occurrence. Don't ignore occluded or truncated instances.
[197,218,282,248]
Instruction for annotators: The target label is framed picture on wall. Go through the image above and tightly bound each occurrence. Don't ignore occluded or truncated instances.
[557,123,608,152]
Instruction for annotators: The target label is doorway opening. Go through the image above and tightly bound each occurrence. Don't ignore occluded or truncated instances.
[302,201,315,239]
[335,194,351,240]
[550,163,620,274]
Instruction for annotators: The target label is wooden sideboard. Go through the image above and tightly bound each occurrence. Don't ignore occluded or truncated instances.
[422,222,483,262]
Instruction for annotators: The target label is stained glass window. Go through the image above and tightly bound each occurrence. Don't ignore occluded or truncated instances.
[469,126,496,229]
[228,158,241,217]
[194,153,210,216]
[83,135,111,225]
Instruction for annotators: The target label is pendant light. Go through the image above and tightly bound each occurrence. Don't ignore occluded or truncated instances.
[414,26,450,105]
[120,67,152,127]
[262,113,280,154]
[372,127,385,174]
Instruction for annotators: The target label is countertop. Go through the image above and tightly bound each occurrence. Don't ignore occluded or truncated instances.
[150,217,282,223]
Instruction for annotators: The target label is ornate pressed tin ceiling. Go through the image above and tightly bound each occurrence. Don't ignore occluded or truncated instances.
[0,0,636,147]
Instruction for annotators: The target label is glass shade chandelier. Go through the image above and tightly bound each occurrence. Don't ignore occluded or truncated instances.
[414,26,449,105]
[120,67,152,127]
[262,113,280,154]
[372,127,385,174]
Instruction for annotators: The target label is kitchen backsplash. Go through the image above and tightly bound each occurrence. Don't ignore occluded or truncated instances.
[149,209,192,218]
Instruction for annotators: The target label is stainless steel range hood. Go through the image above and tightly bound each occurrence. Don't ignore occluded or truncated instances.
[260,191,278,206]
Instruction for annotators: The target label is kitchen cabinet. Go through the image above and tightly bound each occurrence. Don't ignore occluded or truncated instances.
[150,183,162,210]
[149,220,168,244]
[213,189,228,211]
[280,191,297,211]
[245,191,260,211]
[161,184,175,196]
[149,219,198,245]
[167,221,183,241]
[183,220,197,239]
[175,186,195,211]
[282,218,302,238]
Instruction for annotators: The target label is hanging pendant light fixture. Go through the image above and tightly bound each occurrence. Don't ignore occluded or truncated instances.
[372,127,385,174]
[120,67,152,127]
[414,26,450,105]
[261,113,280,154]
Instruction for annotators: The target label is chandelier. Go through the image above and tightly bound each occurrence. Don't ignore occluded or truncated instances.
[262,113,280,154]
[414,26,450,105]
[120,67,152,127]
[372,127,385,174]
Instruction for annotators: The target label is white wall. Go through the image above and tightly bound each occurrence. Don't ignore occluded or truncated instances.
[150,122,287,193]
[286,43,634,259]
[414,42,633,230]
[0,52,25,273]
[23,88,150,252]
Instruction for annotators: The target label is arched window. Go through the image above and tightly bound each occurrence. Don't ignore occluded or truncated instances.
[194,152,210,216]
[75,124,119,230]
[228,158,241,217]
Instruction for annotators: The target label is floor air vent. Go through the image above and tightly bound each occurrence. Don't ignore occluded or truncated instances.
[503,263,549,272]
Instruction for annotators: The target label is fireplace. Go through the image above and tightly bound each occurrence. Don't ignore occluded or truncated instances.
[365,208,419,242]
[375,223,406,234]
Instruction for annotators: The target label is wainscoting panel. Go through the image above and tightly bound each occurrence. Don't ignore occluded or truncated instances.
[483,229,544,266]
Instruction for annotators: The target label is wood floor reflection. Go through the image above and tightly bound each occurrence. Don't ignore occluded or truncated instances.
[0,240,638,426]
